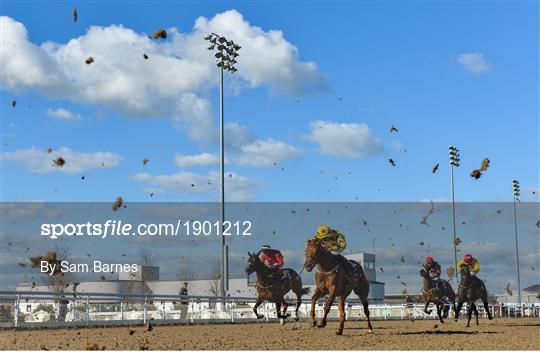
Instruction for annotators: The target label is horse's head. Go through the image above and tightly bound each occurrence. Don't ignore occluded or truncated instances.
[245,251,261,276]
[460,265,472,284]
[304,238,323,272]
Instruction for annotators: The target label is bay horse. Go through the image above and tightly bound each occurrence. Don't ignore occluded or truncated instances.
[245,251,310,322]
[455,265,493,326]
[420,270,456,323]
[304,238,373,335]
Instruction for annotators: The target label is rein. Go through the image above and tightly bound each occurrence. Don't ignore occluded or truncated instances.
[256,281,280,289]
[316,263,341,275]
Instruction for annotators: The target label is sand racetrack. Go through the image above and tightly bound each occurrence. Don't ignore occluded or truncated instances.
[0,318,539,350]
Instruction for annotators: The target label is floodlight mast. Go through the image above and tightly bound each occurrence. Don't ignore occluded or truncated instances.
[204,33,240,300]
[512,179,522,311]
[448,145,460,280]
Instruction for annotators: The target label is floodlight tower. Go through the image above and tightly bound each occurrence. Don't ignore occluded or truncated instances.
[449,145,460,279]
[204,33,240,298]
[512,179,522,310]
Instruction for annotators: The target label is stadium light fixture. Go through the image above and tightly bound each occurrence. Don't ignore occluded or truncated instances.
[448,145,460,280]
[512,179,522,311]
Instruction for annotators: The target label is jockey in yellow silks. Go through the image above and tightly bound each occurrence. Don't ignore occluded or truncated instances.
[457,253,480,275]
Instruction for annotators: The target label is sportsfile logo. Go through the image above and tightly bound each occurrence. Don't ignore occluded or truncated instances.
[40,220,181,239]
[41,220,252,239]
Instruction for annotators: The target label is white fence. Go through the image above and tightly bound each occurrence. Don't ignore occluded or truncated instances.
[1,291,538,328]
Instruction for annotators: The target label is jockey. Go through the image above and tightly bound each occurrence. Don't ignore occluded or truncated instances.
[420,256,441,289]
[313,224,347,252]
[312,225,354,276]
[457,253,481,275]
[258,244,285,270]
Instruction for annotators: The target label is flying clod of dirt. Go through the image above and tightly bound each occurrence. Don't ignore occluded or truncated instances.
[388,158,396,167]
[152,29,167,40]
[143,53,149,60]
[85,57,94,65]
[453,237,462,246]
[506,283,513,296]
[432,163,439,173]
[72,8,78,22]
[47,147,53,154]
[470,158,490,180]
[112,197,123,211]
[446,266,455,278]
[389,125,398,133]
[143,159,149,165]
[29,251,62,275]
[53,156,65,167]
[11,100,16,107]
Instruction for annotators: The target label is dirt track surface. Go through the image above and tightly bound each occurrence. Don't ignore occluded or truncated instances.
[0,318,539,350]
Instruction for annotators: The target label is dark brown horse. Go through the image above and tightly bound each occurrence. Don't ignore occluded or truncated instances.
[245,251,309,322]
[420,270,456,323]
[455,265,493,327]
[304,238,373,335]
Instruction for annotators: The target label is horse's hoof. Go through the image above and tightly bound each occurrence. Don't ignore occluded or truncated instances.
[335,331,343,336]
[368,329,373,334]
[294,317,299,322]
[280,318,285,325]
[311,321,317,328]
[257,314,264,320]
[488,316,493,320]
[317,322,326,328]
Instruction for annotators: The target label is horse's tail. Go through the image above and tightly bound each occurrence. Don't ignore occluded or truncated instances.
[301,287,310,296]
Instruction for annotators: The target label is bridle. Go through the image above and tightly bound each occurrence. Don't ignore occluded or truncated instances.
[306,242,341,275]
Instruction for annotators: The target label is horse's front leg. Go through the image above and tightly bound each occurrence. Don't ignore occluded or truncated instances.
[253,296,265,319]
[319,293,335,328]
[281,300,290,319]
[336,296,346,335]
[455,300,464,321]
[423,300,432,315]
[466,302,473,327]
[437,303,444,323]
[310,289,324,327]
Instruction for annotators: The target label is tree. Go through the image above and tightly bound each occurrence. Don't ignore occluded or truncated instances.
[176,257,196,286]
[29,246,78,321]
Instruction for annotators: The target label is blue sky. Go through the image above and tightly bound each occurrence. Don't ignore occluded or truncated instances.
[0,2,538,293]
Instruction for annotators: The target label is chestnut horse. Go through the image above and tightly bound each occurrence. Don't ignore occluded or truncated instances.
[245,251,310,322]
[420,270,456,323]
[455,265,493,327]
[304,238,373,335]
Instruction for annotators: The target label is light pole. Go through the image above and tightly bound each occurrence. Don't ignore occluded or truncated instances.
[205,33,241,298]
[449,145,460,280]
[512,179,522,309]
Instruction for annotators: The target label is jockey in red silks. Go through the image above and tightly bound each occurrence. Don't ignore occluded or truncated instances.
[258,244,285,270]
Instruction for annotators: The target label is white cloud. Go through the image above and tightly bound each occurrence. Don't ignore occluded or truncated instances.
[47,107,82,120]
[457,52,491,74]
[0,12,327,144]
[175,153,219,167]
[2,147,123,174]
[235,139,301,167]
[132,171,261,201]
[306,120,383,159]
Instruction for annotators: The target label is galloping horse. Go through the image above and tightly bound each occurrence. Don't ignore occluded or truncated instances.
[245,251,309,322]
[420,270,456,323]
[455,265,493,327]
[304,238,373,335]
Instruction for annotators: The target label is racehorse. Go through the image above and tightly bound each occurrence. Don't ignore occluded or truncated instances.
[245,251,310,322]
[420,270,456,323]
[455,265,493,327]
[304,238,373,335]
